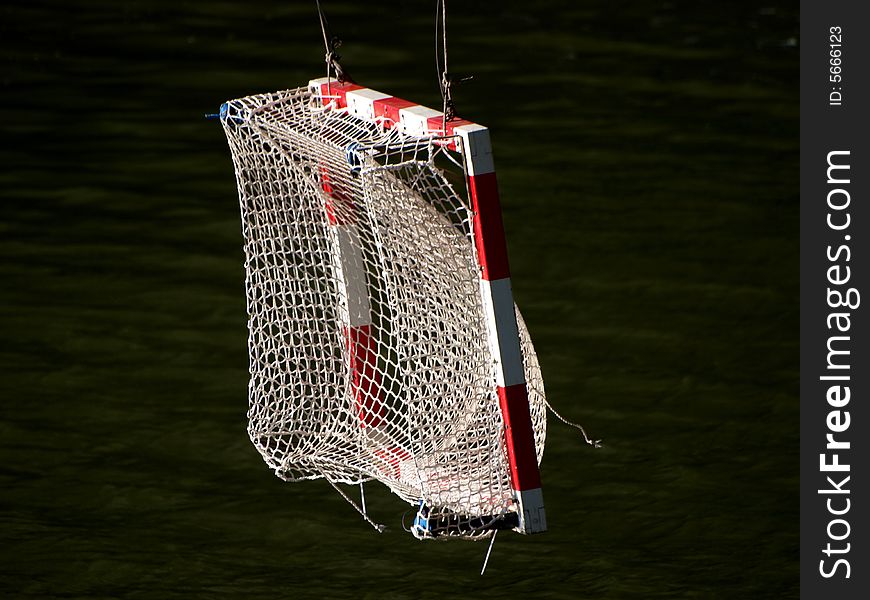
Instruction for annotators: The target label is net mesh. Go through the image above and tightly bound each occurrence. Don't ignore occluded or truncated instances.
[221,85,546,538]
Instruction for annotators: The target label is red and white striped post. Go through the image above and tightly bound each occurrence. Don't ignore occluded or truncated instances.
[315,113,385,429]
[454,124,547,534]
[309,78,546,533]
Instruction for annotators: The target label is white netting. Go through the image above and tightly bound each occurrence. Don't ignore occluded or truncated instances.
[222,85,546,539]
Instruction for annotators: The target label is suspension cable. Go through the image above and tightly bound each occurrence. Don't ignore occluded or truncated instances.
[435,0,453,132]
[315,0,351,83]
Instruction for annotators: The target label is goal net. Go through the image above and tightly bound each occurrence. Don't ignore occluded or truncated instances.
[221,79,547,539]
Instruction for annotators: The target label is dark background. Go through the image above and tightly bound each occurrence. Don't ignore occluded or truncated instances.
[1,1,798,597]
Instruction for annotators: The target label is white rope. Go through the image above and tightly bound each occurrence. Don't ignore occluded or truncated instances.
[327,478,385,533]
[480,529,498,575]
[545,399,602,448]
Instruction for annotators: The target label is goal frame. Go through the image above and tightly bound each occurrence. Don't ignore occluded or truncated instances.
[309,77,547,534]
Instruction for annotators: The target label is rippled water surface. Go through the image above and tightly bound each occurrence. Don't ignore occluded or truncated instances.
[2,1,798,597]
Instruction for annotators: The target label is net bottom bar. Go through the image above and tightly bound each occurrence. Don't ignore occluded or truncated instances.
[411,501,520,540]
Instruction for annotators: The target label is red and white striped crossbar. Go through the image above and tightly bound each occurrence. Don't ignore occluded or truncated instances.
[309,77,546,534]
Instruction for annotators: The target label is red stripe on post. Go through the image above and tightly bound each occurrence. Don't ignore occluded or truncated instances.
[427,116,473,131]
[498,383,541,491]
[347,325,385,428]
[444,119,474,136]
[372,97,416,128]
[426,117,474,150]
[318,82,363,108]
[319,168,357,225]
[468,172,510,281]
[444,119,474,151]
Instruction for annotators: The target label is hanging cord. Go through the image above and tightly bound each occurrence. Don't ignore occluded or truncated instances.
[326,478,386,532]
[435,0,473,134]
[435,0,474,133]
[545,399,602,448]
[315,0,352,83]
[435,0,453,131]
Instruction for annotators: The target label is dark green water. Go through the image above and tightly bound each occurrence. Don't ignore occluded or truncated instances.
[2,1,798,597]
